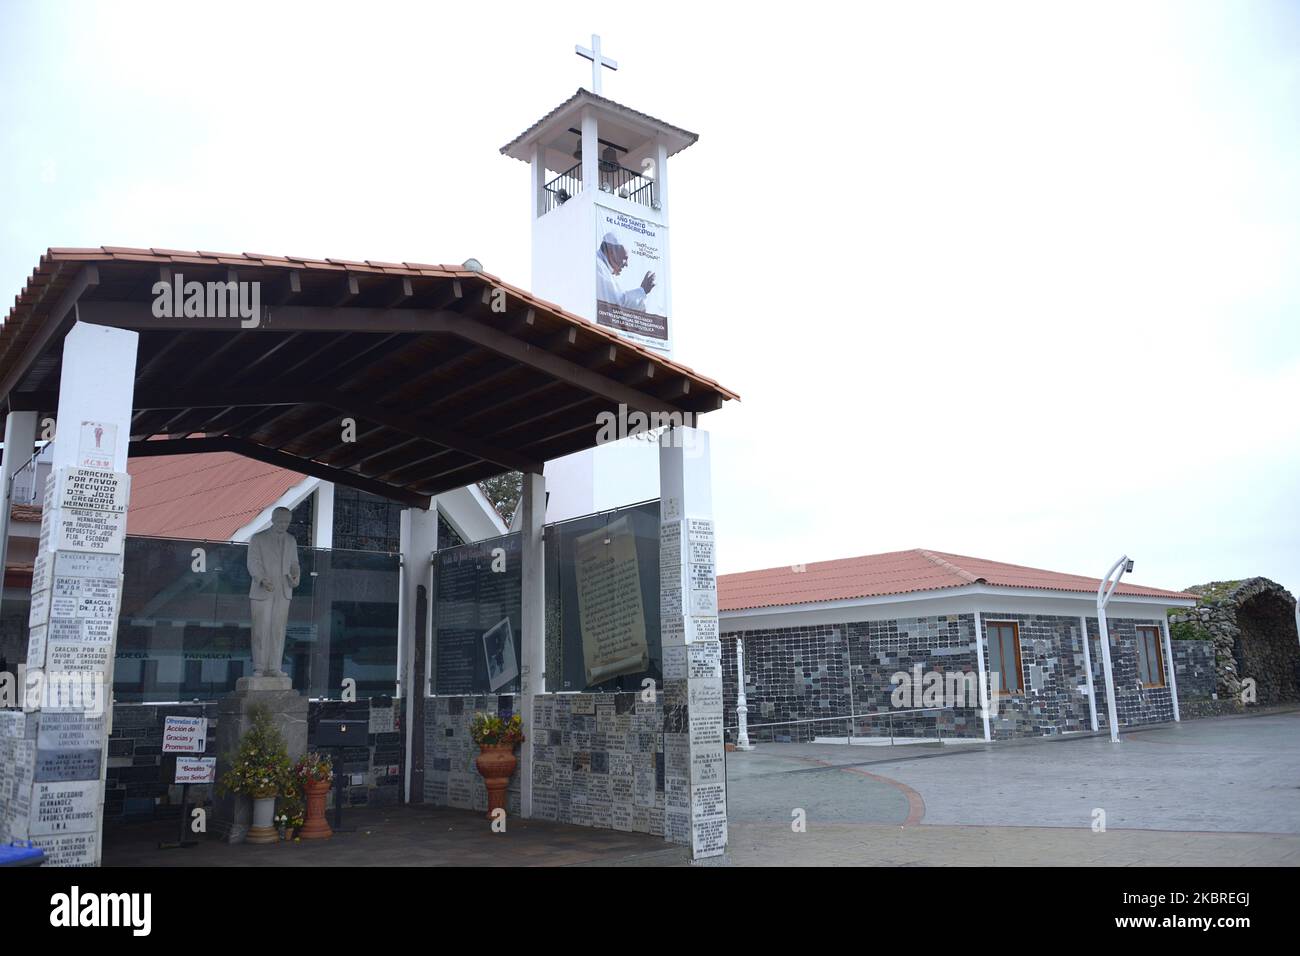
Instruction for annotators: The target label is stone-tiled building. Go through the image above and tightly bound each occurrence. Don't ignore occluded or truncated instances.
[718,549,1199,742]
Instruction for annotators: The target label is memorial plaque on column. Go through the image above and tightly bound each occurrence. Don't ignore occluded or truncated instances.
[18,466,132,865]
[30,780,99,836]
[32,830,98,867]
[659,472,726,858]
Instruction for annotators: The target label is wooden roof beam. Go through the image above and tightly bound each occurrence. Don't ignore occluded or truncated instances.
[128,435,430,508]
[76,302,694,414]
[0,264,98,400]
[333,275,360,307]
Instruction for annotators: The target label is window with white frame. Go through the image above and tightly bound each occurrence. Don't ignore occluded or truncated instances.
[1135,625,1166,688]
[984,620,1024,695]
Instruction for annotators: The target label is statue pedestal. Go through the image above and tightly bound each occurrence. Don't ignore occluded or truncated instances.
[211,686,308,844]
[236,675,293,692]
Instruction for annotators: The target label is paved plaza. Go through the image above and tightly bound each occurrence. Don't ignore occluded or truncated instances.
[725,707,1300,865]
[102,709,1299,866]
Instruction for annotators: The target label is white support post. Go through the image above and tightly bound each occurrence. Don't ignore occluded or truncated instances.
[1161,615,1180,722]
[518,471,545,818]
[530,143,547,219]
[972,609,992,742]
[734,637,753,751]
[659,426,726,860]
[0,410,38,609]
[1,322,138,866]
[581,108,599,196]
[654,137,670,215]
[1079,614,1098,732]
[398,505,438,803]
[311,482,334,550]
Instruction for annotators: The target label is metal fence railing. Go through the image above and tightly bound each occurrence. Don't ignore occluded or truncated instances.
[542,161,659,214]
[10,450,50,506]
[725,708,953,746]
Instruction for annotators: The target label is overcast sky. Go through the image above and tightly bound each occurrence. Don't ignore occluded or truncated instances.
[1,1,1296,592]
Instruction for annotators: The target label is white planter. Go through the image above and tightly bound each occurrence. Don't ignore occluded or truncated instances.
[251,796,276,829]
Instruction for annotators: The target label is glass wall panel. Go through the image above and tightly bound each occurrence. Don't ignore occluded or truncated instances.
[547,500,661,693]
[114,536,399,702]
[431,533,522,695]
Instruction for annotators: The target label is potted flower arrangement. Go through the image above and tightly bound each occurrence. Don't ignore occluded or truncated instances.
[293,751,334,840]
[276,780,304,841]
[216,705,291,845]
[470,712,524,819]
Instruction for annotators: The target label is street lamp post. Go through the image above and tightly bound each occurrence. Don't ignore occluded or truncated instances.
[1096,554,1133,744]
[735,637,754,751]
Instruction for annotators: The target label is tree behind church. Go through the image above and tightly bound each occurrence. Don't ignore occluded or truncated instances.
[479,472,522,526]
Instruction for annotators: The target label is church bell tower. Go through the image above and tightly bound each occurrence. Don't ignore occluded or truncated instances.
[500,36,699,522]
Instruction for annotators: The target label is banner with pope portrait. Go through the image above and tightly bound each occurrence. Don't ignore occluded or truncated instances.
[594,206,669,353]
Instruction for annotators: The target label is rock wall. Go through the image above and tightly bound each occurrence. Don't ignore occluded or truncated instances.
[1171,578,1300,706]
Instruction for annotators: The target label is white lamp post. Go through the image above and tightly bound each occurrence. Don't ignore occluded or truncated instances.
[1096,554,1133,744]
[734,637,754,751]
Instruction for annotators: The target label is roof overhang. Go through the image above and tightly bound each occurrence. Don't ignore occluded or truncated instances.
[500,89,698,163]
[720,582,1197,631]
[0,248,738,510]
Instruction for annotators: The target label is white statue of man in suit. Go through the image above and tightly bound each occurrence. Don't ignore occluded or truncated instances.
[247,506,301,678]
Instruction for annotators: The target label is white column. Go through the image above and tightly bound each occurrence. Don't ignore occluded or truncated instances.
[311,482,334,550]
[734,636,753,751]
[0,410,38,608]
[15,322,137,866]
[531,144,547,219]
[1079,615,1098,732]
[398,505,437,803]
[659,426,726,860]
[654,137,670,214]
[518,471,545,818]
[972,609,992,742]
[1161,615,1180,722]
[1096,607,1121,743]
[581,108,599,195]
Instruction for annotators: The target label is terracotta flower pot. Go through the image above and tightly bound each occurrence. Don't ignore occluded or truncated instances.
[298,778,333,840]
[475,743,517,819]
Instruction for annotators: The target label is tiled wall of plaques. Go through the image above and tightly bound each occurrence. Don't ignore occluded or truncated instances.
[423,692,666,835]
[722,612,1177,742]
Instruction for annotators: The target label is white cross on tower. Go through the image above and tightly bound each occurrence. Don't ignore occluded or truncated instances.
[575,34,618,95]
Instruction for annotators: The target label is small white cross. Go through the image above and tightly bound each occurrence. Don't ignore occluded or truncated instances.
[575,34,618,95]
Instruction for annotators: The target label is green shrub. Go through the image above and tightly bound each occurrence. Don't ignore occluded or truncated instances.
[1169,620,1212,641]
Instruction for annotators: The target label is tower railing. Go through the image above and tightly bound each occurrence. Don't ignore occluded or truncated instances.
[543,161,658,214]
[543,163,583,213]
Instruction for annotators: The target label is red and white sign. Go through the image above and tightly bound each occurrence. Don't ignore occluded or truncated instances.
[77,421,118,471]
[174,757,216,784]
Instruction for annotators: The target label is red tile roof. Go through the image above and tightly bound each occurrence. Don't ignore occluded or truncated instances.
[718,548,1197,611]
[126,452,305,541]
[1,247,738,404]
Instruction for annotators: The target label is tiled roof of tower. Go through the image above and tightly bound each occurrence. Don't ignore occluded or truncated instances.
[500,89,699,161]
[718,549,1197,611]
[126,452,305,541]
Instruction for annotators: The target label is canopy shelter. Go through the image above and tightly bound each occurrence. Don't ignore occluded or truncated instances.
[0,247,738,506]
